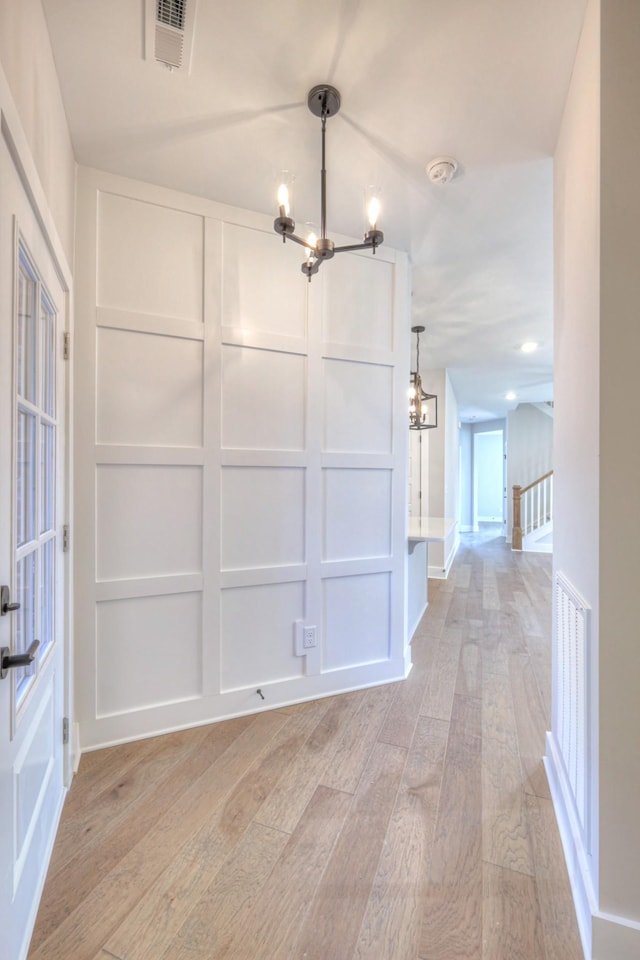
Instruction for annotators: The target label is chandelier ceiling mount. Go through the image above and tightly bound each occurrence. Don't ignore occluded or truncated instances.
[274,84,384,280]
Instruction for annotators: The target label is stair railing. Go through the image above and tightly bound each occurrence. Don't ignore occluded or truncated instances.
[512,470,553,550]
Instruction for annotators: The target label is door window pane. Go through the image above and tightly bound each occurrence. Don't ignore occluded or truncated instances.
[16,552,36,700]
[39,539,54,658]
[17,409,36,547]
[17,263,37,403]
[41,295,56,416]
[40,422,55,534]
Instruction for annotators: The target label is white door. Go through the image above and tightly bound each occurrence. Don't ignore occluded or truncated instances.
[0,138,68,959]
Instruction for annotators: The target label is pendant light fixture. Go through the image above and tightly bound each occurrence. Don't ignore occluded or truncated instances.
[409,325,438,430]
[274,84,384,280]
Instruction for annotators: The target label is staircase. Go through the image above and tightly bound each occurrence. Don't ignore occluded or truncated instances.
[512,470,553,553]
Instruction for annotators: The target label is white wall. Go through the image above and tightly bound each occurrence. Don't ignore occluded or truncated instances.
[74,167,411,749]
[459,423,473,531]
[598,0,640,938]
[506,404,553,539]
[552,0,640,955]
[0,0,75,266]
[475,431,504,521]
[424,369,459,576]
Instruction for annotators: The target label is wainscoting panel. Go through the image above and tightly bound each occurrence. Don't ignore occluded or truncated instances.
[96,592,202,716]
[96,464,203,581]
[322,467,392,561]
[221,344,306,451]
[96,326,203,447]
[96,190,203,322]
[75,169,410,749]
[323,358,393,454]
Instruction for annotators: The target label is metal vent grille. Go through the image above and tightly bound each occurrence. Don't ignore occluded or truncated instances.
[155,23,184,68]
[555,572,590,846]
[157,0,186,30]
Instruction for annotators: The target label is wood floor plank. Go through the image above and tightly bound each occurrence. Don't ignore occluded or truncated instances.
[455,638,482,700]
[288,741,408,960]
[321,682,397,793]
[419,719,483,960]
[28,711,289,960]
[525,794,584,960]
[378,646,435,748]
[158,821,289,960]
[482,861,545,960]
[102,701,331,960]
[214,786,354,960]
[451,694,481,740]
[254,691,364,834]
[419,628,462,722]
[354,718,448,960]
[482,735,535,876]
[49,726,211,872]
[508,653,551,799]
[29,716,254,953]
[482,562,500,611]
[482,670,519,751]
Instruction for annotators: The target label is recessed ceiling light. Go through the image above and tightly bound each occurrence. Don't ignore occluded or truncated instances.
[505,391,517,401]
[520,341,538,353]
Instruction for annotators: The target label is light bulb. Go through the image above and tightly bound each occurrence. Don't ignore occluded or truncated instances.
[408,386,417,400]
[367,195,381,228]
[277,183,290,218]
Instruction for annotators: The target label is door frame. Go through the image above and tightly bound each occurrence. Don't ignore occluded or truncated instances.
[1,94,75,779]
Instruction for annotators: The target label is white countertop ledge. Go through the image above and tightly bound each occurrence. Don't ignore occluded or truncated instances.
[408,517,457,543]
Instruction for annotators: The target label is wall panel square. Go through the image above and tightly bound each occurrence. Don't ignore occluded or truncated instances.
[221,344,305,450]
[220,582,304,691]
[324,358,393,453]
[97,192,203,321]
[221,466,304,570]
[323,254,394,350]
[97,465,202,581]
[96,592,202,716]
[222,223,306,337]
[323,468,391,561]
[323,573,390,671]
[96,327,203,446]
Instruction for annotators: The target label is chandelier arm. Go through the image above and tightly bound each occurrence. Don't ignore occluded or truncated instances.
[283,232,318,251]
[333,240,383,254]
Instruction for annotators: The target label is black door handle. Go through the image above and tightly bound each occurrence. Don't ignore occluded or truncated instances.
[1,639,39,680]
[1,584,20,616]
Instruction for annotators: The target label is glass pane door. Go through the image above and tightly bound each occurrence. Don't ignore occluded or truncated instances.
[14,245,57,705]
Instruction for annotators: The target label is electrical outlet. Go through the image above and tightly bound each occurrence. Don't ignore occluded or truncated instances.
[303,625,317,649]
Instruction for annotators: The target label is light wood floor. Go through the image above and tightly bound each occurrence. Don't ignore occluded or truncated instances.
[29,527,584,960]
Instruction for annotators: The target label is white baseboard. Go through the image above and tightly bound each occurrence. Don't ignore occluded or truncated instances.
[592,912,640,959]
[545,731,595,959]
[459,524,473,533]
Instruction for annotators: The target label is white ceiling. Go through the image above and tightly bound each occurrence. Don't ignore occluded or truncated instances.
[41,0,587,421]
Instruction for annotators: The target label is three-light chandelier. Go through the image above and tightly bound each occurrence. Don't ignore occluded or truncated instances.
[274,84,384,280]
[409,325,438,430]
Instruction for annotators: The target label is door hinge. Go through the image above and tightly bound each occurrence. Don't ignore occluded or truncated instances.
[63,331,70,360]
[62,524,70,552]
[62,717,69,745]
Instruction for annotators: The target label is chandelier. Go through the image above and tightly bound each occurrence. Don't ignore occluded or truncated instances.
[274,84,384,280]
[409,325,438,430]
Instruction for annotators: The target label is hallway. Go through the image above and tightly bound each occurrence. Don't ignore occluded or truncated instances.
[28,529,583,960]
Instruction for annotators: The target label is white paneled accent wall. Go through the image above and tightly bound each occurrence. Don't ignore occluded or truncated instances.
[75,168,410,749]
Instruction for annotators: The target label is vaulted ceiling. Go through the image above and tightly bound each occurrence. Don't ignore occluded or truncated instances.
[42,0,587,419]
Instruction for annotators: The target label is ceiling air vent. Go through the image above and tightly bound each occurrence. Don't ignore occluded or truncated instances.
[145,0,198,73]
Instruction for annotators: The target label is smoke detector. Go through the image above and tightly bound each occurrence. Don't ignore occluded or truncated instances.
[426,156,458,185]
